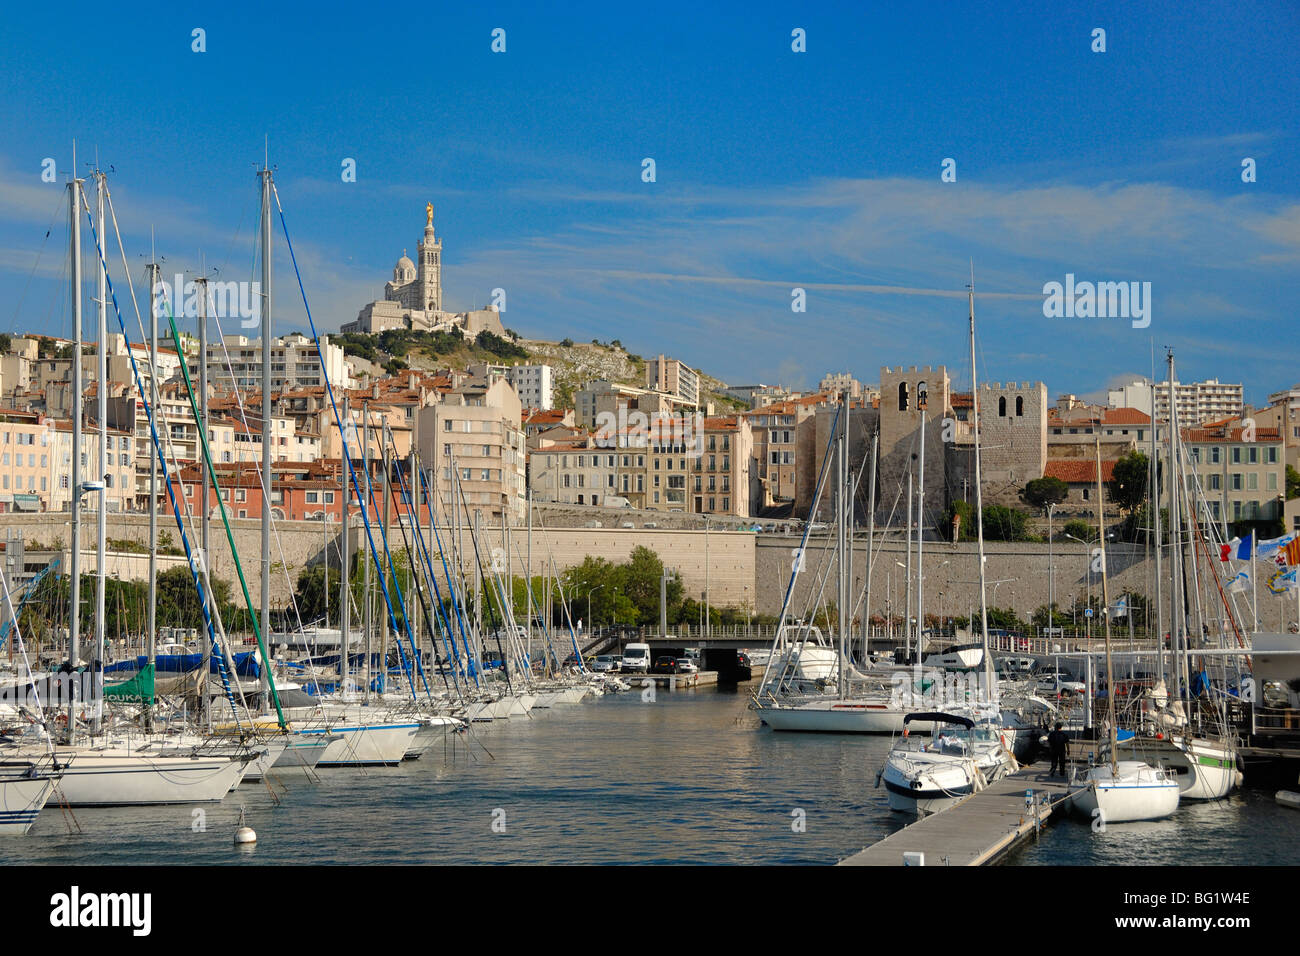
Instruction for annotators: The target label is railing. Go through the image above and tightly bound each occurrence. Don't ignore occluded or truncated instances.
[1253,707,1300,735]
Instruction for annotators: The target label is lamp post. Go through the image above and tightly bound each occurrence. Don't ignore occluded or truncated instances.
[588,584,604,636]
[1064,533,1091,642]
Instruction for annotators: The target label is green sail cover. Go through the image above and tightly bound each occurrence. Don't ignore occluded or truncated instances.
[103,663,155,705]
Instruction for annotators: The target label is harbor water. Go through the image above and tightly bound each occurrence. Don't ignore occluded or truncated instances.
[2,688,1295,865]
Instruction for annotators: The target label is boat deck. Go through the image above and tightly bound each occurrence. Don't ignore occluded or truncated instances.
[838,767,1082,866]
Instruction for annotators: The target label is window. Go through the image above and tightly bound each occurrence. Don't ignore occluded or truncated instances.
[1231,473,1242,491]
[1248,447,1258,464]
[60,474,69,489]
[1268,473,1278,491]
[1232,447,1241,464]
[40,477,47,491]
[1015,396,1024,416]
[898,382,909,411]
[1247,474,1258,491]
[1267,447,1278,464]
[443,420,453,432]
[306,491,318,504]
[1083,488,1090,500]
[1209,474,1220,490]
[325,492,335,504]
[237,489,247,502]
[1210,447,1220,464]
[105,474,112,488]
[998,396,1007,417]
[120,453,128,466]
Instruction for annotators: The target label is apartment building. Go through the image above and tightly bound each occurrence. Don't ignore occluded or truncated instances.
[528,439,621,507]
[745,393,827,509]
[207,333,356,394]
[645,355,700,407]
[505,364,554,410]
[1109,378,1243,426]
[1182,419,1285,530]
[417,376,526,523]
[0,410,134,513]
[688,416,753,517]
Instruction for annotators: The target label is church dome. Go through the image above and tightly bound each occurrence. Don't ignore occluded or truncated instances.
[394,252,416,283]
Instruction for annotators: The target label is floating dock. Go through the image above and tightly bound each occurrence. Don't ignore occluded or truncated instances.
[838,767,1081,866]
[627,671,718,689]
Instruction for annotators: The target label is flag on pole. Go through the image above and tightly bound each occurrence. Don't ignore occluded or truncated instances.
[1110,595,1128,619]
[1226,570,1250,594]
[1256,532,1297,560]
[1267,567,1298,595]
[1278,538,1300,568]
[1219,537,1250,561]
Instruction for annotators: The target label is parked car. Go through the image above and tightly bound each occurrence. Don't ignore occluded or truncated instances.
[675,657,698,674]
[652,656,680,674]
[591,655,619,673]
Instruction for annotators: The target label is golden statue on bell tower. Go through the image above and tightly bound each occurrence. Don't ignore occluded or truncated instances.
[426,202,434,228]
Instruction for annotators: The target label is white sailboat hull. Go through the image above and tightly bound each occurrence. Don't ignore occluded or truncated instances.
[16,750,246,806]
[303,723,419,767]
[0,773,58,835]
[1116,735,1237,801]
[757,699,934,734]
[1071,761,1181,823]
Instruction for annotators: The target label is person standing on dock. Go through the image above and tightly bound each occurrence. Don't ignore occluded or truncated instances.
[1047,722,1069,776]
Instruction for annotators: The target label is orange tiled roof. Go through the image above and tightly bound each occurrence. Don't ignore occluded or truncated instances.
[1045,460,1117,484]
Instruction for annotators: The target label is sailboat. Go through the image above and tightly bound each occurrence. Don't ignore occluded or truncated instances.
[0,153,257,807]
[1071,435,1181,824]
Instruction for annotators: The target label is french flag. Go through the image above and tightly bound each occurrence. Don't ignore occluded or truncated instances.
[1220,537,1251,561]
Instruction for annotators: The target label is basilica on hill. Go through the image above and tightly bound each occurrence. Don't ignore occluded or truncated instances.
[341,203,506,340]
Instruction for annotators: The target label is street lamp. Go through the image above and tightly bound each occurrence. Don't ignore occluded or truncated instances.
[1064,533,1091,640]
[588,584,604,635]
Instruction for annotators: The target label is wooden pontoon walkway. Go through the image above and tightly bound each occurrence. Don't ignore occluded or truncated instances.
[838,767,1082,866]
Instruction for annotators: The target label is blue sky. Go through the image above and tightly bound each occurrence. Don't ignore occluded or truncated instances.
[2,1,1298,405]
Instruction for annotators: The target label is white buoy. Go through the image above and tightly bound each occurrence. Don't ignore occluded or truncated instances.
[234,807,257,845]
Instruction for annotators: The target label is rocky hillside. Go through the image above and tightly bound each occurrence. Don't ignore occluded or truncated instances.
[341,329,743,412]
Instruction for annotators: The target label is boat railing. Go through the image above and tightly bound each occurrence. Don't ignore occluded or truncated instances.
[1253,706,1300,735]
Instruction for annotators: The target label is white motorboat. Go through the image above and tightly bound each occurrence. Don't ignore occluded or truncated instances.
[1070,759,1181,824]
[880,710,1017,815]
[922,643,985,672]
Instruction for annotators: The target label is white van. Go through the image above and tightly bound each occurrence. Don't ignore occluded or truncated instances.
[621,643,651,673]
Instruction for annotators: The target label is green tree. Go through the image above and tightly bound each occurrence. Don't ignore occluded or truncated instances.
[0,333,11,355]
[1287,464,1300,500]
[982,505,1030,541]
[1061,519,1096,543]
[1020,476,1068,513]
[1108,450,1150,514]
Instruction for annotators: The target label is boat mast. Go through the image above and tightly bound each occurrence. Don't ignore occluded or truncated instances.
[836,399,847,700]
[863,428,877,664]
[968,269,991,689]
[339,395,350,694]
[1095,434,1117,773]
[916,389,926,662]
[93,165,108,733]
[197,267,211,729]
[1166,350,1185,696]
[146,246,159,731]
[904,469,913,662]
[258,162,273,701]
[362,403,371,700]
[68,146,84,742]
[1151,372,1164,686]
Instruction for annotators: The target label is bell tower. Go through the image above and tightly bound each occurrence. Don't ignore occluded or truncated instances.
[417,203,442,312]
